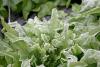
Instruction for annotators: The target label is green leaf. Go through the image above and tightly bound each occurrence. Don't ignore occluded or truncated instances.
[72,4,81,12]
[22,0,32,19]
[38,2,55,18]
[0,56,7,67]
[5,56,13,64]
[81,49,100,64]
[71,44,84,56]
[0,7,8,18]
[41,34,50,43]
[13,40,31,60]
[69,61,87,67]
[1,17,17,36]
[32,0,47,4]
[95,32,100,41]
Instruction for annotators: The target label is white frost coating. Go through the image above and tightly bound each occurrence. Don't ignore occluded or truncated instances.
[36,64,45,67]
[97,62,100,67]
[67,55,77,67]
[81,0,97,12]
[33,16,43,25]
[62,18,69,40]
[7,64,12,67]
[27,18,34,24]
[8,21,26,36]
[21,59,31,67]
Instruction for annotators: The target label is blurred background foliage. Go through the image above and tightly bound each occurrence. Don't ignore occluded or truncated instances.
[0,0,82,20]
[0,0,71,19]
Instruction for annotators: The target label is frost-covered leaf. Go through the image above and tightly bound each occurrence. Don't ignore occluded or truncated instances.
[21,59,31,67]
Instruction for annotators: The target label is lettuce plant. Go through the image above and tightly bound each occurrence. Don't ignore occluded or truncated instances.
[0,0,100,67]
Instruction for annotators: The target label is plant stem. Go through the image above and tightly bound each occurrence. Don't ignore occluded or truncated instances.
[8,0,11,23]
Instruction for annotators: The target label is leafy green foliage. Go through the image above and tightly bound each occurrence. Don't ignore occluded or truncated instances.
[0,0,70,19]
[0,0,100,67]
